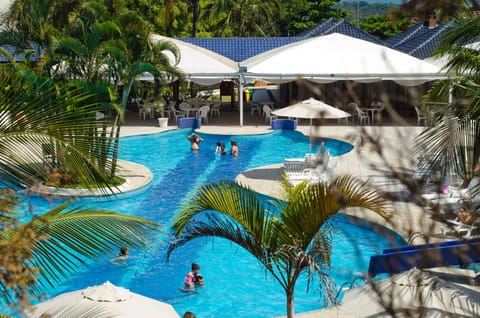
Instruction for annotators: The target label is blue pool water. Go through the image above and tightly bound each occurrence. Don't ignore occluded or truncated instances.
[18,129,405,317]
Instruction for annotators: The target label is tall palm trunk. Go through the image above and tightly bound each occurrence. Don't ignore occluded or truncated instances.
[286,286,295,318]
[110,79,134,178]
[191,0,199,37]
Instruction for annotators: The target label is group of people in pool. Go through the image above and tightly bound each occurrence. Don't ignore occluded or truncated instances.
[187,132,238,156]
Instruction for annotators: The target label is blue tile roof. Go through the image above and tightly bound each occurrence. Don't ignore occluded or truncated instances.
[179,37,299,62]
[384,21,452,59]
[180,18,384,62]
[297,18,384,45]
[0,44,39,63]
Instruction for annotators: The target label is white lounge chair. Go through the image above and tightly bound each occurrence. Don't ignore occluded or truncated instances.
[286,165,331,187]
[441,219,477,238]
[284,142,325,173]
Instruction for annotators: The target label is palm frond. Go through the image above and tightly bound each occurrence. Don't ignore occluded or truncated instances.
[8,202,160,288]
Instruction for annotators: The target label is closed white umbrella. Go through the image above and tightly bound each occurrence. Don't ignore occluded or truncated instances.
[272,97,351,150]
[29,281,180,318]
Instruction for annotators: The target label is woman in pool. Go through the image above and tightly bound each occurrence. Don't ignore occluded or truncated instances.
[187,133,203,151]
[230,140,238,156]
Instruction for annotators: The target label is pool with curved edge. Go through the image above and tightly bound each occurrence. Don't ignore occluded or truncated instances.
[14,129,405,318]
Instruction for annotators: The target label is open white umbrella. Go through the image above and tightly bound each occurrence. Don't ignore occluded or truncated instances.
[332,268,480,317]
[29,281,180,318]
[272,97,351,150]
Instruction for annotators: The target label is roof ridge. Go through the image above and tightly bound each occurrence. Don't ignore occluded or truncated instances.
[407,24,448,56]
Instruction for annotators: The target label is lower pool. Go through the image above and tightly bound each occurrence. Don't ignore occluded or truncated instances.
[18,129,405,318]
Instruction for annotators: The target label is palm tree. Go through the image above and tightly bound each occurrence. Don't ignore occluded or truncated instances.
[1,199,160,313]
[415,16,480,190]
[168,177,391,318]
[202,0,282,36]
[107,10,181,177]
[0,65,161,313]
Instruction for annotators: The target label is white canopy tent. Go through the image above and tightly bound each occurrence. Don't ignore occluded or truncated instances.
[236,33,448,125]
[148,34,239,86]
[240,33,447,87]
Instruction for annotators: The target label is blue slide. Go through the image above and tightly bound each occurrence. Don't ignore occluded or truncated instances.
[368,239,480,278]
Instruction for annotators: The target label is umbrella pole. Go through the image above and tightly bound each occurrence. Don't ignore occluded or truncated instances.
[309,118,313,153]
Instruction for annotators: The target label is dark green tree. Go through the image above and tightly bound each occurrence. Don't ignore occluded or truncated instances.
[359,15,413,40]
[202,0,282,36]
[415,16,480,190]
[279,0,346,36]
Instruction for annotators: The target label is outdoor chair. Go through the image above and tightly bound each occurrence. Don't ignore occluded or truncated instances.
[165,103,185,122]
[196,105,210,124]
[414,106,428,126]
[349,103,369,125]
[263,104,276,124]
[210,103,221,118]
[251,103,261,116]
[441,218,478,238]
[284,142,325,172]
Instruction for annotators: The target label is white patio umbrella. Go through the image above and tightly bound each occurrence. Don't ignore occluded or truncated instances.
[29,281,180,318]
[271,97,351,150]
[328,268,480,317]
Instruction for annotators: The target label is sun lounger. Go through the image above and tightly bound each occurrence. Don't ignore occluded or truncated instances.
[283,142,325,173]
[441,219,478,238]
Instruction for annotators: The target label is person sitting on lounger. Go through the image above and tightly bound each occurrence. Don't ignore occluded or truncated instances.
[456,207,474,224]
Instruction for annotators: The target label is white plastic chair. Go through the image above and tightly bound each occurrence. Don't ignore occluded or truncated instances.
[165,103,184,122]
[263,104,276,124]
[414,106,428,126]
[251,103,261,116]
[349,103,369,125]
[196,105,210,124]
[210,103,221,118]
[179,102,191,117]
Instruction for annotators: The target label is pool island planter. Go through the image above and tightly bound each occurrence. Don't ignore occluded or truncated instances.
[28,160,153,197]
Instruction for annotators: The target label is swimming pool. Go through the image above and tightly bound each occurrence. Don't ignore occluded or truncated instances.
[20,129,405,317]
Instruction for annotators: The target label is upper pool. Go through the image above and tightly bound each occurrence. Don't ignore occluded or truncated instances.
[20,129,404,318]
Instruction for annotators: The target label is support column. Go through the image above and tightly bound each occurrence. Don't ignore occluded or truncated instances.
[239,75,244,127]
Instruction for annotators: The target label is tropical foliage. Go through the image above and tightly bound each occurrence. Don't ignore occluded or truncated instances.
[0,65,162,314]
[415,16,480,190]
[168,178,391,318]
[0,191,160,314]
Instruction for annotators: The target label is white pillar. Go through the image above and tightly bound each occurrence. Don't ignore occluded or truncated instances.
[239,74,244,127]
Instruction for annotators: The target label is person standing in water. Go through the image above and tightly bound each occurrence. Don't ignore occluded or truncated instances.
[187,133,203,151]
[230,140,239,156]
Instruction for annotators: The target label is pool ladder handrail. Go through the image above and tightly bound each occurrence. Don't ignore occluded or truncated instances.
[334,276,367,304]
[407,231,426,245]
